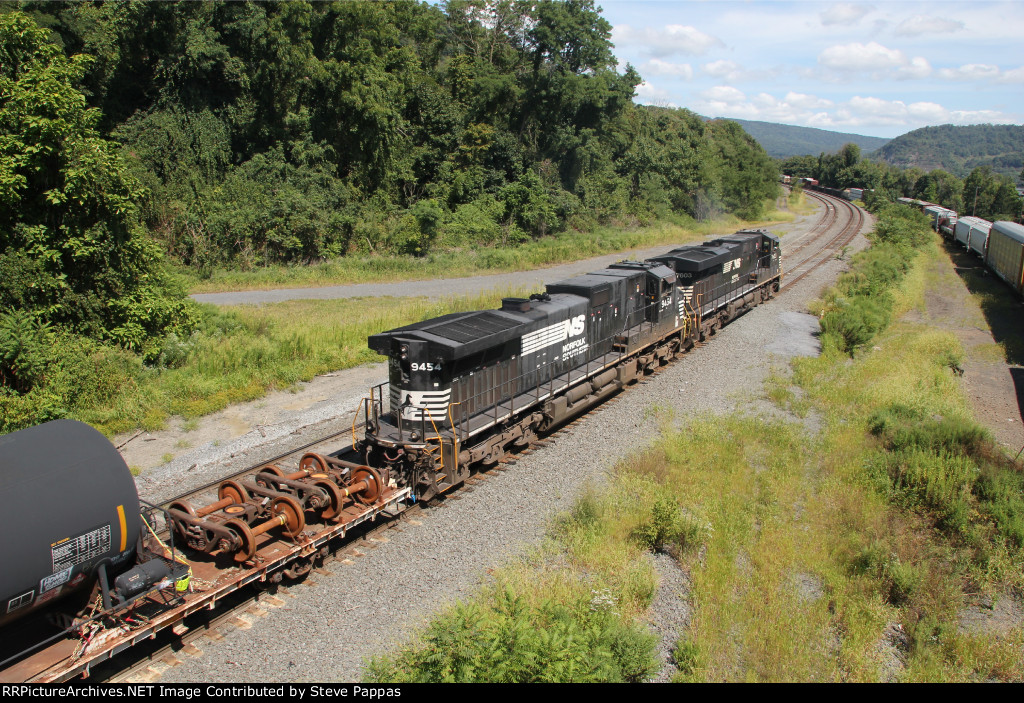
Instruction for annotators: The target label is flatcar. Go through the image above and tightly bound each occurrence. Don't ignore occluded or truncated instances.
[358,230,781,500]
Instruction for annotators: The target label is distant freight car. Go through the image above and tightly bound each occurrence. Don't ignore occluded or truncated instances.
[985,221,1024,295]
[923,205,957,234]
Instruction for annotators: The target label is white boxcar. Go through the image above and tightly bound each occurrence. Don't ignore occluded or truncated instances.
[956,216,993,257]
[954,216,975,248]
[986,221,1024,295]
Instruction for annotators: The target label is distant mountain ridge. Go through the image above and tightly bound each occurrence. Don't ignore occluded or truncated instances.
[873,124,1024,179]
[724,119,891,159]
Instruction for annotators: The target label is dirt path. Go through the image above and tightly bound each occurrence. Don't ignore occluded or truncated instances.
[904,242,1024,453]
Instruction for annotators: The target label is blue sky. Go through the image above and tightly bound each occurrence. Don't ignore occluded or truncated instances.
[598,0,1024,138]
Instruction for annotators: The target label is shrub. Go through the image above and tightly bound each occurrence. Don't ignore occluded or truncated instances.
[364,587,658,683]
[0,310,52,393]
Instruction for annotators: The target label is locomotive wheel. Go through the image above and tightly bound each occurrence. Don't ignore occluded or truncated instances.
[270,496,306,538]
[169,500,197,518]
[218,480,248,505]
[224,518,257,563]
[259,464,285,477]
[351,466,383,505]
[299,452,328,474]
[314,479,344,521]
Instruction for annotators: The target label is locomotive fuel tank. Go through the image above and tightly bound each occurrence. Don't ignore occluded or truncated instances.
[0,420,141,627]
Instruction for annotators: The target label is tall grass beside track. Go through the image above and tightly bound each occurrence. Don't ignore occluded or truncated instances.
[362,203,1024,683]
[2,206,798,436]
[20,290,525,436]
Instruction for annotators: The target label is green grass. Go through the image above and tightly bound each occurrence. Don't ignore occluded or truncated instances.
[363,481,662,682]
[187,208,793,293]
[74,289,528,436]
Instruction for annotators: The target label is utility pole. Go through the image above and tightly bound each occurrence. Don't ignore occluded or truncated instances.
[973,184,979,217]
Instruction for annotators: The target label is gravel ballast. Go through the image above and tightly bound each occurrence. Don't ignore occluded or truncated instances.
[155,211,870,683]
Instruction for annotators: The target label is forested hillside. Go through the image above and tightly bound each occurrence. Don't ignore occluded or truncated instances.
[874,124,1024,179]
[0,0,780,433]
[728,119,889,159]
[7,0,777,272]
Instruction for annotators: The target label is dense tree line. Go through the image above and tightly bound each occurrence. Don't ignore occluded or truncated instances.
[780,144,1023,222]
[7,0,777,275]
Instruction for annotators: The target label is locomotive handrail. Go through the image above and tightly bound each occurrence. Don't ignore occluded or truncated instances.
[447,402,461,475]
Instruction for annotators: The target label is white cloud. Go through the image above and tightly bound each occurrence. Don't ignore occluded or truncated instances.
[686,87,1021,135]
[701,85,747,104]
[998,66,1024,83]
[783,92,834,110]
[698,59,778,84]
[818,42,907,71]
[895,15,965,36]
[938,63,1001,81]
[848,96,909,119]
[702,60,742,80]
[820,3,874,26]
[634,81,676,107]
[612,24,722,58]
[947,109,1017,126]
[641,59,693,79]
[895,56,932,80]
[906,102,948,122]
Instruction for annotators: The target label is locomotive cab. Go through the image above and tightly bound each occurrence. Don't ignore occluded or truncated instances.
[381,337,449,422]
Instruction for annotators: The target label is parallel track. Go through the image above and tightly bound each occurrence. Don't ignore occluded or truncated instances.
[780,190,865,291]
[4,192,866,683]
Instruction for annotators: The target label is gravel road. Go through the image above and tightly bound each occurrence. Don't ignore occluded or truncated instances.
[189,216,819,307]
[154,203,871,684]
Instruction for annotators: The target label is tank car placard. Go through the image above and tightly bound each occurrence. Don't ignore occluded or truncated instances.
[51,523,111,573]
[6,591,33,614]
[40,566,72,594]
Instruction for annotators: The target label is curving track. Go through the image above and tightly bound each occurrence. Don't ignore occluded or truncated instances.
[2,192,868,684]
[780,189,865,291]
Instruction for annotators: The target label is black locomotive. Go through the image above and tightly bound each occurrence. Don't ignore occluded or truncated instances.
[359,229,781,500]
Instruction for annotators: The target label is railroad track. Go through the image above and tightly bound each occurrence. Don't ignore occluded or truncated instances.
[4,193,866,684]
[780,191,865,291]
